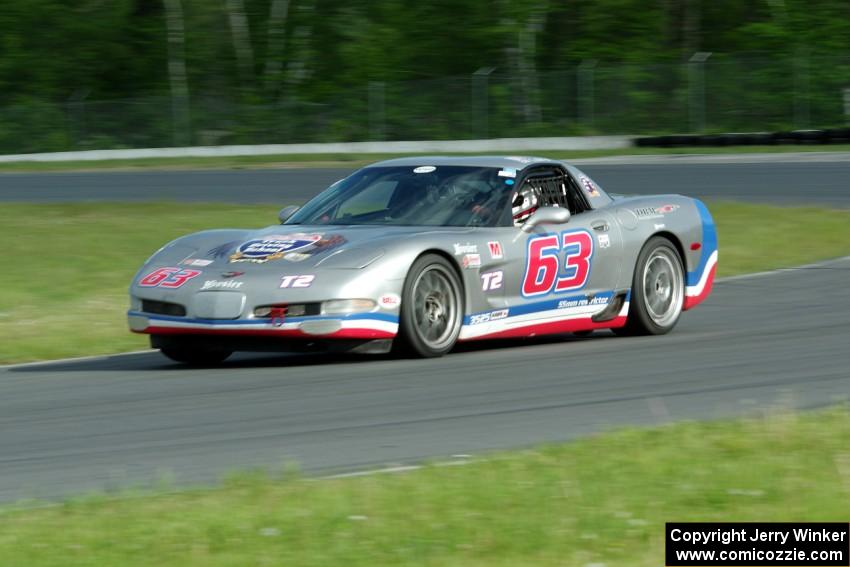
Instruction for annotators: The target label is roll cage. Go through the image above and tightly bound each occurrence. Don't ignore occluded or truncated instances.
[499,164,593,227]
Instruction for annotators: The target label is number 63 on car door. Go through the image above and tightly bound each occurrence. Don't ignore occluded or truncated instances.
[522,229,594,297]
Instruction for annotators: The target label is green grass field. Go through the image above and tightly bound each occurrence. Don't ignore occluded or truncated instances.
[2,407,848,566]
[1,144,849,173]
[0,202,848,364]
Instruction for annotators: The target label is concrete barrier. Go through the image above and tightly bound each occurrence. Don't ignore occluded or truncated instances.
[0,136,633,163]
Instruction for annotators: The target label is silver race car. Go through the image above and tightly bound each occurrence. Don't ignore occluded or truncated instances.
[128,156,717,364]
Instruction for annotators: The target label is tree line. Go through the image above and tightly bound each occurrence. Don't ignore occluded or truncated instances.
[1,0,848,152]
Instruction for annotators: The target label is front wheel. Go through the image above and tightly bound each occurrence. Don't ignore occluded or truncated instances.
[398,254,464,357]
[617,236,684,336]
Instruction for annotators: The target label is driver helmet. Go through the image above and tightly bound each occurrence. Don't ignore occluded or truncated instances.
[511,184,539,226]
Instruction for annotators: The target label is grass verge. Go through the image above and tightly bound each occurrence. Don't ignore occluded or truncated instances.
[1,201,848,364]
[2,407,849,566]
[1,144,849,172]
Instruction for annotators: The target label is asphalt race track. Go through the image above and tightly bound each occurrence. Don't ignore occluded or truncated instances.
[2,256,849,502]
[2,156,850,206]
[1,156,848,502]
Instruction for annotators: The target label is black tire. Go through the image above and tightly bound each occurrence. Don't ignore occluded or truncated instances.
[616,236,684,336]
[397,254,464,357]
[160,347,232,366]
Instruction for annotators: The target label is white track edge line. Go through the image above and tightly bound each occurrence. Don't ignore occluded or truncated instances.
[0,349,157,370]
[319,458,474,480]
[716,254,850,283]
[1,458,477,512]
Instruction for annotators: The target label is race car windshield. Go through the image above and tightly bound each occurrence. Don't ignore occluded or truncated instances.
[286,166,515,227]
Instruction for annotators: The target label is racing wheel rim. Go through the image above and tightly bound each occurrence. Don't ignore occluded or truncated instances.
[411,264,461,351]
[641,247,684,328]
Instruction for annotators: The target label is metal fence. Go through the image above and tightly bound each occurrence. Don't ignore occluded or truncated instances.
[2,54,849,154]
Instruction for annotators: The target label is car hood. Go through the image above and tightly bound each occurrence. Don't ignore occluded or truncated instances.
[161,224,475,271]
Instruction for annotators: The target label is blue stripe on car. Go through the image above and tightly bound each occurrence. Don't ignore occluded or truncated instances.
[128,310,399,325]
[686,199,717,287]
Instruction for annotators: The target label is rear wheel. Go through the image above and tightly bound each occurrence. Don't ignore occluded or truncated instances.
[160,347,232,366]
[617,236,684,336]
[398,254,463,357]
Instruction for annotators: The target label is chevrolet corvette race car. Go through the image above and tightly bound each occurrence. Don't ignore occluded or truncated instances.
[128,156,717,364]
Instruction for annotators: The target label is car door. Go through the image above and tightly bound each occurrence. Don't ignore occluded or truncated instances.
[498,167,624,333]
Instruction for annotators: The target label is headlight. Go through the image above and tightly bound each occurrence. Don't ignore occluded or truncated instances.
[321,299,376,315]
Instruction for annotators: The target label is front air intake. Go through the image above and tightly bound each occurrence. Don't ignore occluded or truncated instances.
[141,299,186,317]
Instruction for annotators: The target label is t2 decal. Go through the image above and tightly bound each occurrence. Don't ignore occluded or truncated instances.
[279,274,315,288]
[481,271,503,291]
[522,230,594,297]
[139,267,202,288]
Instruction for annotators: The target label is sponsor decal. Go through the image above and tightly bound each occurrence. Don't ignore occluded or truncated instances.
[182,258,213,267]
[498,168,517,178]
[481,271,503,291]
[557,295,609,309]
[487,241,503,259]
[378,293,401,308]
[453,243,478,255]
[228,233,346,264]
[470,313,490,325]
[597,233,611,249]
[522,230,594,297]
[221,271,244,278]
[579,176,600,197]
[469,309,509,325]
[279,274,315,288]
[654,223,666,230]
[231,234,322,263]
[284,252,311,262]
[634,207,658,218]
[413,166,436,173]
[139,267,201,289]
[200,280,244,291]
[655,204,679,214]
[634,204,680,219]
[462,253,481,269]
[505,179,515,186]
[312,234,346,253]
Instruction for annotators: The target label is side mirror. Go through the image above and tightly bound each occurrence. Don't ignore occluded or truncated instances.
[521,206,571,233]
[278,205,300,224]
